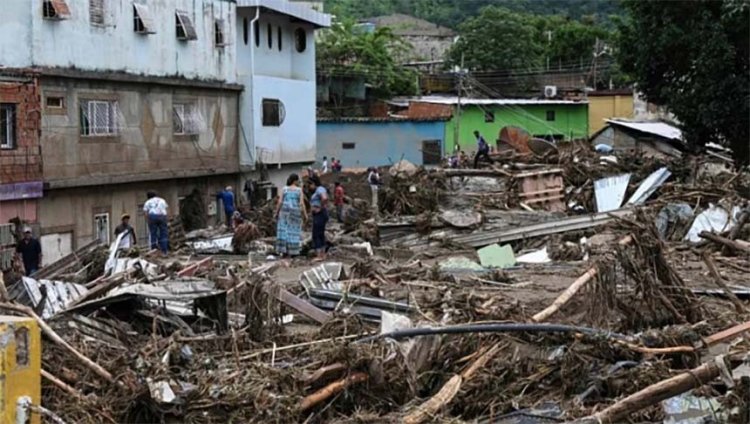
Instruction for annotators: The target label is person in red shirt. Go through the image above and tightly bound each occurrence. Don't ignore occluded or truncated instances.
[333,181,345,223]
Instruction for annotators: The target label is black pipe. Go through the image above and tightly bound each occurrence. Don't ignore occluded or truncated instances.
[357,323,627,344]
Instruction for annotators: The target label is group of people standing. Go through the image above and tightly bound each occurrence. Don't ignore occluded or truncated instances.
[275,174,333,261]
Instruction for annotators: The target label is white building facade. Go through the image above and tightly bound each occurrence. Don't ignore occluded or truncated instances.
[235,0,329,186]
[0,0,329,260]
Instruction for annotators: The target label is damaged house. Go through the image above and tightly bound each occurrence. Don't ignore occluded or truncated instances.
[0,0,329,264]
[590,119,685,159]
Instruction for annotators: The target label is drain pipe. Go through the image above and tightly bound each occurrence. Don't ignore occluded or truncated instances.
[249,7,260,172]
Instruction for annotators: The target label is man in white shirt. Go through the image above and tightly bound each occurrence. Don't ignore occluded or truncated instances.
[321,156,329,174]
[143,191,169,253]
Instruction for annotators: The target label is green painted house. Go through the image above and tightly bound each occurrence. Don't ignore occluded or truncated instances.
[396,97,589,153]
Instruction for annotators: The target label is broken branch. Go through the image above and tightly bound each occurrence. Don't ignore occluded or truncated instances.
[299,372,368,412]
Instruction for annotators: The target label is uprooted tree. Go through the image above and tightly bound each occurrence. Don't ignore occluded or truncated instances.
[617,0,750,166]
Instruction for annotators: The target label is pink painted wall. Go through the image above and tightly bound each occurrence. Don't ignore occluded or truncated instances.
[0,200,38,223]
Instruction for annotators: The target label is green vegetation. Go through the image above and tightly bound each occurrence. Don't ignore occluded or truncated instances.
[322,0,620,29]
[617,0,749,164]
[316,21,418,99]
[447,6,613,72]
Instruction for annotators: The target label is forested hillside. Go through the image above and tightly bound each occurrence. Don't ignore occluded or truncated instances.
[322,0,620,28]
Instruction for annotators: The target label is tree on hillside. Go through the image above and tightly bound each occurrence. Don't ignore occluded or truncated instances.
[316,22,418,99]
[535,15,612,69]
[447,7,544,71]
[618,0,749,165]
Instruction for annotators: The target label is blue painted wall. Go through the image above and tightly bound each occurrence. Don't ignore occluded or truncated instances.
[316,120,447,168]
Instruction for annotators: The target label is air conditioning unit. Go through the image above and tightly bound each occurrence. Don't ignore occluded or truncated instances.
[544,85,557,98]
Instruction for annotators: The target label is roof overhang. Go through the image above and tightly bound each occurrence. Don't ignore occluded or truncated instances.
[237,0,330,28]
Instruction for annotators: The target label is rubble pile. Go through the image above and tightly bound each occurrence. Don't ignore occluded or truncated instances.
[2,144,750,423]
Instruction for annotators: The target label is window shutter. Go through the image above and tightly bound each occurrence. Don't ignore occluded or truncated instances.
[176,10,198,41]
[90,0,105,25]
[133,3,156,34]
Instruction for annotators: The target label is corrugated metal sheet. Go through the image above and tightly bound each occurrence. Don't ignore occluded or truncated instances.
[604,119,682,141]
[9,277,88,319]
[594,174,631,213]
[390,96,587,107]
[626,167,671,206]
[317,116,449,123]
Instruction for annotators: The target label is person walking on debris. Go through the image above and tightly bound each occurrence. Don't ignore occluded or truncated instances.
[367,167,382,214]
[275,174,306,258]
[216,186,236,228]
[114,214,137,250]
[143,191,169,253]
[321,156,329,174]
[16,227,41,276]
[334,181,346,223]
[243,179,255,209]
[309,176,329,261]
[473,130,491,168]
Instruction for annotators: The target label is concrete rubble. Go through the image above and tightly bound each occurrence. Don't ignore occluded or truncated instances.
[1,142,749,423]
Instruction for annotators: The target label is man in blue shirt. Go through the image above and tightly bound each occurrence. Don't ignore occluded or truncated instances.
[473,130,491,168]
[216,186,236,228]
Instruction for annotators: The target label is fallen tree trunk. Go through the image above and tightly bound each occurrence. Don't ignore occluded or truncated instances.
[533,235,632,322]
[579,354,741,423]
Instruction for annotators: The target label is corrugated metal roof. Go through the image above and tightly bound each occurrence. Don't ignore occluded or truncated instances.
[237,0,331,27]
[317,116,449,123]
[605,119,682,141]
[390,96,587,107]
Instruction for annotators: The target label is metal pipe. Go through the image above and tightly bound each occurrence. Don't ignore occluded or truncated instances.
[357,322,627,344]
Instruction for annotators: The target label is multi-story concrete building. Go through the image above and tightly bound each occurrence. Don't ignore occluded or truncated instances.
[0,0,329,264]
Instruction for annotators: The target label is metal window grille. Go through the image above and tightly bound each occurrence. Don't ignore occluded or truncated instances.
[94,213,110,244]
[81,100,119,136]
[1,104,16,149]
[215,19,226,46]
[133,3,156,34]
[90,0,105,25]
[176,10,197,41]
[262,99,285,127]
[43,0,71,20]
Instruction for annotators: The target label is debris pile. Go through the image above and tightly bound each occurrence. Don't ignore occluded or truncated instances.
[1,143,749,423]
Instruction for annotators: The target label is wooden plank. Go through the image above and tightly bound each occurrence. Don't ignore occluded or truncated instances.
[703,320,750,347]
[266,284,331,324]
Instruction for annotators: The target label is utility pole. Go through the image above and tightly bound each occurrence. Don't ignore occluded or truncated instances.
[454,53,464,153]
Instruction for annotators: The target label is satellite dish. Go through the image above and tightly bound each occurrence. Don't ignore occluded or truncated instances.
[498,126,532,154]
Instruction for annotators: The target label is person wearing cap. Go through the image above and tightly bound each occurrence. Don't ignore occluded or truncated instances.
[216,186,236,228]
[143,191,169,253]
[16,227,42,276]
[114,214,137,250]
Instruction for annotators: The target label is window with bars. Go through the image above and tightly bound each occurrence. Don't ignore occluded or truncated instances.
[173,103,202,135]
[89,0,104,25]
[1,104,17,149]
[80,100,119,136]
[262,99,285,127]
[133,3,156,34]
[94,213,110,244]
[214,19,226,47]
[43,0,71,20]
[176,10,198,41]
